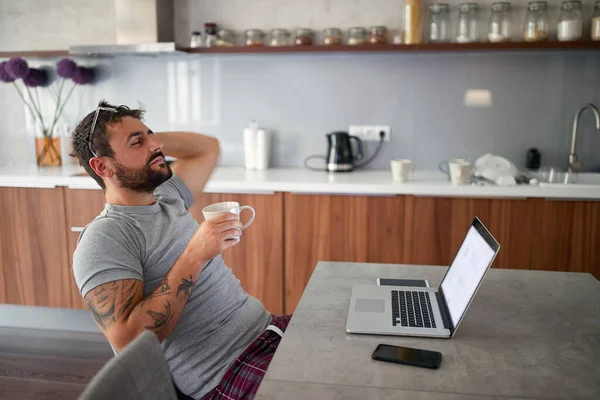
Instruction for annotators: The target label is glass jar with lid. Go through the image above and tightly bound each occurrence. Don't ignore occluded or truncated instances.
[347,27,367,45]
[524,1,549,42]
[369,26,388,44]
[456,3,480,43]
[245,29,265,46]
[323,28,343,45]
[557,1,582,41]
[593,1,600,41]
[204,23,218,47]
[269,29,290,46]
[488,2,512,42]
[428,3,451,43]
[217,29,236,47]
[190,31,203,48]
[294,28,314,45]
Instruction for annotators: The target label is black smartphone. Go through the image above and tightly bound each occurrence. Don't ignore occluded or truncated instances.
[372,344,442,369]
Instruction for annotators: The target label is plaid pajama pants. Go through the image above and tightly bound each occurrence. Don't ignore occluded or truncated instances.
[200,314,292,400]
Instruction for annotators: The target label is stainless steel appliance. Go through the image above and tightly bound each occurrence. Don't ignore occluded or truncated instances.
[69,0,180,56]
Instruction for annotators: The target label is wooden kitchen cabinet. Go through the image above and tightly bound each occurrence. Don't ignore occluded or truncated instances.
[0,187,71,307]
[284,194,536,313]
[63,188,106,309]
[403,196,535,270]
[190,192,284,315]
[284,193,409,314]
[4,182,598,316]
[531,199,600,279]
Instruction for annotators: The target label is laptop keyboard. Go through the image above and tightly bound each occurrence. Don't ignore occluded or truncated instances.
[391,290,437,328]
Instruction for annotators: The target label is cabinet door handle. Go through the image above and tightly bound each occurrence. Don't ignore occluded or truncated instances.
[70,227,85,232]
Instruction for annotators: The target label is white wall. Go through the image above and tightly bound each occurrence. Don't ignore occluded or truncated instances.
[0,0,117,50]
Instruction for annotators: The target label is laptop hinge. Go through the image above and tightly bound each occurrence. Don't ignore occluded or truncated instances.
[435,290,455,335]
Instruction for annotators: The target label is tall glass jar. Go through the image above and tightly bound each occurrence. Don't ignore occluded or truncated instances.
[204,23,218,47]
[269,29,290,46]
[524,1,549,42]
[488,2,512,42]
[593,1,600,41]
[557,1,582,41]
[347,27,367,45]
[428,4,451,43]
[456,3,480,43]
[404,0,424,44]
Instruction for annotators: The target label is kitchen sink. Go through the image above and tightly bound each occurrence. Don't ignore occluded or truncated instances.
[538,172,600,188]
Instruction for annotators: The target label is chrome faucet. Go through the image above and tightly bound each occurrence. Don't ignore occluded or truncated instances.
[568,103,600,172]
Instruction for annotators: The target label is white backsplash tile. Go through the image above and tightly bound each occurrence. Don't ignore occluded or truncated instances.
[1,51,599,171]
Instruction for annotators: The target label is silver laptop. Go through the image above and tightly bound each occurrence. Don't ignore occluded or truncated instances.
[346,217,500,338]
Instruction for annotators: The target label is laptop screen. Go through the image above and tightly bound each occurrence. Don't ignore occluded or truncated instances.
[440,222,498,328]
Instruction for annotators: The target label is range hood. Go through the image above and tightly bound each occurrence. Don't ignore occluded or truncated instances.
[69,0,179,56]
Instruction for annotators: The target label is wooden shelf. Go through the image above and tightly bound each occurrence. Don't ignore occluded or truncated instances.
[183,41,600,54]
[0,50,69,58]
[1,41,598,59]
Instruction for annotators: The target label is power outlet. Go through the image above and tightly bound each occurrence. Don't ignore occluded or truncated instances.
[348,125,391,142]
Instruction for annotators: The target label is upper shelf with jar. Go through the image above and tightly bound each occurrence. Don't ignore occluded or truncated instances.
[183,1,599,53]
[2,1,600,59]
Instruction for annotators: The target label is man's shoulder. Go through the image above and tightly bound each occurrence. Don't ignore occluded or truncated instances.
[76,212,145,254]
[85,210,141,235]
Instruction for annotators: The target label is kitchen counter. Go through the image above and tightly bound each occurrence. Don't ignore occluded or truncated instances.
[0,164,599,199]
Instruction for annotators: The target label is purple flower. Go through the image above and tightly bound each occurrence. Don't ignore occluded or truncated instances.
[0,62,15,83]
[6,57,30,79]
[23,68,48,87]
[72,66,94,85]
[57,58,77,79]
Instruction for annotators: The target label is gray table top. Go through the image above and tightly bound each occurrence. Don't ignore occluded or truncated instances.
[257,262,600,400]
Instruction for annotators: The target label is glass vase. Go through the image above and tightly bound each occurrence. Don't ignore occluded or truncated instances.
[35,136,62,167]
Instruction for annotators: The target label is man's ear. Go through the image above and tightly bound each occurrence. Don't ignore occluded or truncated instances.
[89,157,114,179]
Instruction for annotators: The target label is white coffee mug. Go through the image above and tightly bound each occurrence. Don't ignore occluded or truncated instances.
[202,202,256,230]
[391,159,412,183]
[439,158,472,185]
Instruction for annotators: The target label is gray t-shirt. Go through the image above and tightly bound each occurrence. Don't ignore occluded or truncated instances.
[73,175,271,399]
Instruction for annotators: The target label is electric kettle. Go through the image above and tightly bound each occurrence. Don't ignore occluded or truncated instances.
[325,131,363,172]
[304,131,373,172]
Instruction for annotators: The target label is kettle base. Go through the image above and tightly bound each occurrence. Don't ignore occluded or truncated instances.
[327,163,354,172]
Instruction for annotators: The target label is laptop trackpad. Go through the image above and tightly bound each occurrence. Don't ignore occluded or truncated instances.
[355,299,385,313]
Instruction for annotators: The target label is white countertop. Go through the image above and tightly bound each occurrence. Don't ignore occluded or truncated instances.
[0,164,599,200]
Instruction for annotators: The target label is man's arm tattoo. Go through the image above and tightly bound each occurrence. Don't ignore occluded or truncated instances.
[85,280,141,330]
[144,301,173,332]
[176,275,195,300]
[154,277,171,297]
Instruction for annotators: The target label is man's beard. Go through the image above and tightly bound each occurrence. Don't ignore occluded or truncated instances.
[114,152,173,193]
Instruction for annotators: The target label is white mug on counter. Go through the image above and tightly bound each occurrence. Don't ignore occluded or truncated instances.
[391,159,412,183]
[439,158,472,185]
[202,202,256,233]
